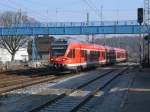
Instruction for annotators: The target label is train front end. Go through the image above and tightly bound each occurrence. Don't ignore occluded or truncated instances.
[49,40,69,69]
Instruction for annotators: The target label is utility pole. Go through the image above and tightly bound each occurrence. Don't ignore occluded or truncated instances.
[100,5,103,24]
[18,9,22,26]
[46,9,49,27]
[56,8,58,22]
[144,0,150,65]
[144,0,150,25]
[92,34,95,44]
[86,12,89,25]
[100,5,106,46]
[86,12,90,43]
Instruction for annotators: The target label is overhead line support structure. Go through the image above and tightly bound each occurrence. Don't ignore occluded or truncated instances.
[32,35,39,63]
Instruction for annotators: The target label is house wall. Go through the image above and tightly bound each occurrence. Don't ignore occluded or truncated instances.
[0,48,28,63]
[28,36,55,62]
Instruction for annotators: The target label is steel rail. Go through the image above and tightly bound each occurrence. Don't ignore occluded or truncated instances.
[30,69,116,112]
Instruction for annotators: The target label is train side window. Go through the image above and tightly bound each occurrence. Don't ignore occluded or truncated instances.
[90,51,94,57]
[67,50,72,58]
[117,53,119,58]
[96,51,100,58]
[84,50,87,59]
[89,51,100,58]
[104,52,106,59]
[99,52,100,57]
[119,53,121,58]
[101,52,104,57]
[73,49,75,57]
[102,52,105,58]
[67,49,75,58]
[81,50,85,57]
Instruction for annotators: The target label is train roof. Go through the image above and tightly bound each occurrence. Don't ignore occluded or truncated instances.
[68,42,127,52]
[113,48,127,52]
[95,45,127,53]
[69,42,106,50]
[52,40,126,52]
[104,46,113,51]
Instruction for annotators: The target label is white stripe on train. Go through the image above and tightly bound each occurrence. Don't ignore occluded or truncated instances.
[66,60,106,67]
[66,58,126,67]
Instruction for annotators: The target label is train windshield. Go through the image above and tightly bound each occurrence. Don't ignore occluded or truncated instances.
[50,40,68,56]
[51,47,67,56]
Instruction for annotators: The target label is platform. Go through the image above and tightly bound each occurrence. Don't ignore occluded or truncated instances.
[90,67,150,112]
[122,68,150,112]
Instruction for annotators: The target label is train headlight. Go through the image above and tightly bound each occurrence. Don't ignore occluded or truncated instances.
[51,58,54,61]
[62,58,66,61]
[62,58,67,61]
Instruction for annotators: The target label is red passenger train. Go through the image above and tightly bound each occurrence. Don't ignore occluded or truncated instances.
[49,40,127,71]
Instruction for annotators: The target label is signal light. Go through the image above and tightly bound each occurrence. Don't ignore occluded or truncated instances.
[137,8,143,24]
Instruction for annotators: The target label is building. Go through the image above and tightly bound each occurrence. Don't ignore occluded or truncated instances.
[27,36,55,63]
[0,47,28,63]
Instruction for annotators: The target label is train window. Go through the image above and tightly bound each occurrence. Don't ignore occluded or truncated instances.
[51,49,66,56]
[110,52,115,59]
[51,43,68,56]
[101,52,104,57]
[122,53,124,58]
[117,53,119,58]
[90,51,94,57]
[89,51,100,59]
[72,49,75,58]
[81,50,85,57]
[103,52,105,58]
[102,52,105,58]
[117,53,123,58]
[67,49,75,58]
[95,51,100,58]
[67,51,71,58]
[80,50,87,59]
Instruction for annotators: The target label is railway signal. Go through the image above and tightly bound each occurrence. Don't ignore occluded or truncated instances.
[137,8,144,25]
[137,8,144,65]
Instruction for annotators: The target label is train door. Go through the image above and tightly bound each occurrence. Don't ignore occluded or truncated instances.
[114,51,117,63]
[126,52,128,61]
[106,51,110,64]
[67,49,75,63]
[87,50,91,63]
[109,51,116,64]
[80,50,88,68]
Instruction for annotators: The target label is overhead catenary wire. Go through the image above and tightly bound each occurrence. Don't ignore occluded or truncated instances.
[0,1,19,10]
[87,0,100,13]
[0,0,137,22]
[5,0,49,21]
[82,0,101,18]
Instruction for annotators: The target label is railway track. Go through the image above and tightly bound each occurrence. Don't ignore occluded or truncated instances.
[0,76,58,94]
[0,66,104,94]
[31,68,127,112]
[0,67,71,94]
[0,64,130,112]
[0,67,117,112]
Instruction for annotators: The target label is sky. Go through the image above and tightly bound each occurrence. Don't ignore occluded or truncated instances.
[0,0,144,22]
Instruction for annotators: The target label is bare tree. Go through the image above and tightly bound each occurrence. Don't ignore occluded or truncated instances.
[0,36,27,61]
[0,11,35,61]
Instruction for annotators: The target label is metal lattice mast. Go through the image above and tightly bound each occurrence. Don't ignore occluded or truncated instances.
[144,0,150,26]
[143,0,150,64]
